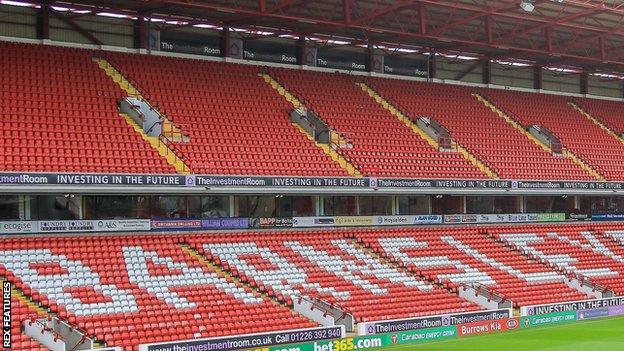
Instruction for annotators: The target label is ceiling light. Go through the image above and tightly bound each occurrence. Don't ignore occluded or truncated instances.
[520,0,535,12]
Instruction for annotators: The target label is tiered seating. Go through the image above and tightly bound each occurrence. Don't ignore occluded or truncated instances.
[358,227,589,307]
[0,42,175,173]
[494,224,624,295]
[367,78,592,180]
[575,97,624,135]
[189,231,481,322]
[106,53,348,176]
[0,235,315,351]
[485,89,624,180]
[8,293,48,351]
[272,68,486,178]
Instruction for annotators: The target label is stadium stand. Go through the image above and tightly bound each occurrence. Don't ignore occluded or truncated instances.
[494,224,624,295]
[0,235,316,351]
[270,68,488,179]
[104,53,350,176]
[366,78,594,180]
[4,41,624,180]
[357,227,590,307]
[573,97,624,136]
[2,223,624,349]
[0,42,175,174]
[483,89,624,181]
[191,231,481,323]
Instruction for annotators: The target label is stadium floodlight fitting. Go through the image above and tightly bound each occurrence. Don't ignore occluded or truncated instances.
[520,0,535,12]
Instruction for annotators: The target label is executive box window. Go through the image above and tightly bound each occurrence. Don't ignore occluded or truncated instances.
[188,196,230,218]
[323,196,357,216]
[151,196,188,218]
[525,196,574,213]
[37,195,80,220]
[272,196,315,217]
[84,196,149,219]
[0,195,20,220]
[466,196,518,214]
[579,196,624,214]
[236,196,276,217]
[358,196,392,216]
[291,196,315,217]
[431,195,464,215]
[397,196,430,215]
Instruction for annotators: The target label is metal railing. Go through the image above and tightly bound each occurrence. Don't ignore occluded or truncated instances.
[158,134,189,173]
[461,282,509,304]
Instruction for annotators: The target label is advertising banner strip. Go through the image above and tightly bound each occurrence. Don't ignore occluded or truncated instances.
[3,172,624,192]
[292,215,443,228]
[263,326,457,351]
[1,220,151,234]
[520,311,577,328]
[521,296,624,316]
[457,318,520,337]
[442,213,565,224]
[591,213,624,221]
[139,326,344,351]
[358,308,512,335]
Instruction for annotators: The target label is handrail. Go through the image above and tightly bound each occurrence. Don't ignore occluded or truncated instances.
[145,120,162,135]
[158,134,188,173]
[296,295,353,322]
[461,282,508,304]
[104,55,145,97]
[570,271,611,294]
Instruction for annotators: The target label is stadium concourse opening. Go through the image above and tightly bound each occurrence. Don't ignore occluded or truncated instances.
[4,0,624,350]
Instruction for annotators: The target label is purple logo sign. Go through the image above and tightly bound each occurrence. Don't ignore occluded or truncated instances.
[185,175,196,186]
[201,218,249,230]
[608,305,624,317]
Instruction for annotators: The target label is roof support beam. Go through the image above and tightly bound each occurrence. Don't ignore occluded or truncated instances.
[50,8,102,45]
[226,0,298,25]
[89,0,624,67]
[483,58,491,84]
[133,14,147,49]
[496,7,603,45]
[545,27,552,53]
[533,66,543,90]
[343,0,351,26]
[580,71,589,94]
[418,2,426,34]
[351,0,415,26]
[415,0,622,36]
[36,3,50,40]
[427,1,536,36]
[485,15,492,44]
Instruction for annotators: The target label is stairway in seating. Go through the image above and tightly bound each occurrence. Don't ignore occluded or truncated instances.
[261,73,363,177]
[93,57,142,97]
[181,244,309,319]
[93,57,191,174]
[474,93,605,181]
[359,82,498,179]
[6,279,105,350]
[349,238,452,292]
[569,102,624,146]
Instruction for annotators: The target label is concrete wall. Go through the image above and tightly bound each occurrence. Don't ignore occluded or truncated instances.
[436,59,483,84]
[49,13,133,47]
[588,75,623,98]
[542,69,581,94]
[0,4,37,39]
[491,63,534,89]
